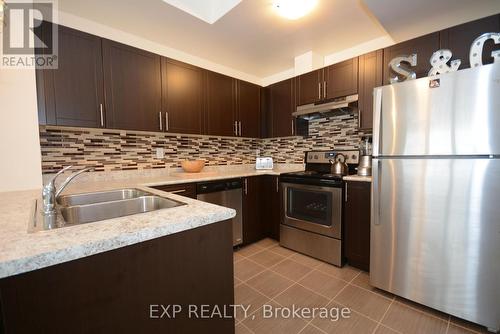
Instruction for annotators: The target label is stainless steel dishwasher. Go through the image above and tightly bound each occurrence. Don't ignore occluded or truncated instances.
[196,179,243,246]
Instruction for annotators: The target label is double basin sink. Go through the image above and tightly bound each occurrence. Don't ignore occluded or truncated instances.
[31,188,186,231]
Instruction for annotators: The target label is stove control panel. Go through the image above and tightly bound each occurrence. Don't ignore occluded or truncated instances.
[306,150,359,164]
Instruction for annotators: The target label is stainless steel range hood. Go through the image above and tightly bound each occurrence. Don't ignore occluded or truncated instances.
[293,94,358,119]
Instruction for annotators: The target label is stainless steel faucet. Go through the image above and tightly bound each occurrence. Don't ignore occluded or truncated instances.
[42,165,94,215]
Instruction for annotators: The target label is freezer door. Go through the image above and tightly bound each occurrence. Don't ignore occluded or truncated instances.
[370,158,500,330]
[372,63,500,157]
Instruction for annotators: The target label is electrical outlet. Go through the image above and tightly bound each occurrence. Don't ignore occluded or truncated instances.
[155,147,165,159]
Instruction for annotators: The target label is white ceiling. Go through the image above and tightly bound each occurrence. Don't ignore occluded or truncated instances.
[57,0,500,84]
[161,0,242,24]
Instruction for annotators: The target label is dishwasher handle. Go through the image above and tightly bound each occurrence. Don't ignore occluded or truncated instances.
[196,179,243,194]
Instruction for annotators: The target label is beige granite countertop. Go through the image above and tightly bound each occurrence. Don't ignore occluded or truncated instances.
[0,164,304,279]
[343,175,372,182]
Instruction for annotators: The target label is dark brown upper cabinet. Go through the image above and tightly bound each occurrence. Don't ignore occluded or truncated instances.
[297,69,322,105]
[324,58,359,99]
[440,14,500,70]
[102,40,162,132]
[383,32,440,84]
[358,50,383,130]
[296,58,358,106]
[267,78,296,137]
[36,23,105,127]
[236,80,261,138]
[204,71,237,137]
[161,58,203,134]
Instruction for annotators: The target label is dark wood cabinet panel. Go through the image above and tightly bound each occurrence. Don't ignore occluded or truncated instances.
[161,58,203,134]
[297,69,322,105]
[102,40,162,131]
[242,176,264,245]
[237,80,261,138]
[36,23,104,127]
[268,78,296,137]
[440,14,500,70]
[344,181,371,271]
[205,71,236,136]
[325,58,358,99]
[383,32,440,84]
[0,221,234,334]
[358,50,383,130]
[151,182,197,199]
[260,176,281,241]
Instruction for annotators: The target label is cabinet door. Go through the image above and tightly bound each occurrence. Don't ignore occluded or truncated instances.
[205,71,236,136]
[383,32,440,84]
[36,23,104,127]
[358,50,383,130]
[161,58,203,134]
[344,181,371,271]
[440,14,500,70]
[242,177,264,245]
[260,176,281,241]
[102,40,162,131]
[237,80,261,138]
[297,69,322,105]
[270,78,295,137]
[324,58,358,99]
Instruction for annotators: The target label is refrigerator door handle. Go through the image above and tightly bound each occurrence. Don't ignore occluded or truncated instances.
[372,87,383,157]
[372,158,382,225]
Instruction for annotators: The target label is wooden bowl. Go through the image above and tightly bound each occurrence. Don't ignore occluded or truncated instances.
[181,160,205,173]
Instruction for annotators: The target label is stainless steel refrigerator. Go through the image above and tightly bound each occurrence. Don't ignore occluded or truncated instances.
[370,63,500,332]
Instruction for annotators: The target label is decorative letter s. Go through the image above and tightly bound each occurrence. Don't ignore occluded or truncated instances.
[389,54,417,84]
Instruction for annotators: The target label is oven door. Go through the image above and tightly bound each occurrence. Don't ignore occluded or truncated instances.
[281,182,342,239]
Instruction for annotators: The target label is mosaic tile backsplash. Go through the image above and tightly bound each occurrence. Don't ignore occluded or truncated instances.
[40,112,367,173]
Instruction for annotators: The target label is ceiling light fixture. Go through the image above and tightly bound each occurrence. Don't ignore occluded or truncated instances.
[272,0,318,20]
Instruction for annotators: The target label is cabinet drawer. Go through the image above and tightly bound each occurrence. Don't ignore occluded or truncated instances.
[151,183,197,199]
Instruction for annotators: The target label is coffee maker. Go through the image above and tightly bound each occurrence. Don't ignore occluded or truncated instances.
[358,136,372,176]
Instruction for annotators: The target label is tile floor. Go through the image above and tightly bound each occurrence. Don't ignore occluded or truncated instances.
[234,238,491,334]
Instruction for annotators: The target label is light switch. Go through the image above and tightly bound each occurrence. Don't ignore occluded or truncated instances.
[155,147,165,159]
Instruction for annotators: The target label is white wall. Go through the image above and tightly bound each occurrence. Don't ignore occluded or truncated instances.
[0,67,43,192]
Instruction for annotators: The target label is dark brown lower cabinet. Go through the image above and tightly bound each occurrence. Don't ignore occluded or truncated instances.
[242,177,265,245]
[151,182,197,199]
[344,181,371,271]
[260,175,281,241]
[0,221,235,334]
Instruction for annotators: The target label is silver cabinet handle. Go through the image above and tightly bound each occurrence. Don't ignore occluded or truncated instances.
[234,121,238,136]
[323,81,327,99]
[99,104,104,127]
[159,112,163,131]
[244,178,248,195]
[291,119,294,135]
[170,189,186,194]
[345,183,348,202]
[276,177,279,193]
[165,111,169,131]
[238,121,242,137]
[358,109,362,128]
[318,82,322,100]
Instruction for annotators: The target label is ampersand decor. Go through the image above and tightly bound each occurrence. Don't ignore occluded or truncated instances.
[428,49,461,76]
[469,32,500,67]
[389,54,417,84]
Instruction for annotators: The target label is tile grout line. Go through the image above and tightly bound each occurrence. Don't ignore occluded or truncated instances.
[371,295,397,334]
[296,269,363,333]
